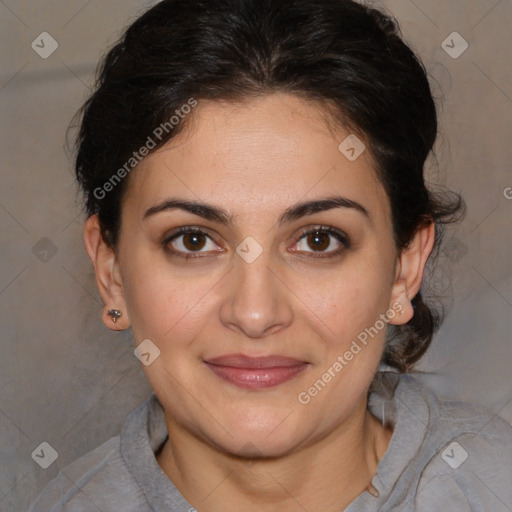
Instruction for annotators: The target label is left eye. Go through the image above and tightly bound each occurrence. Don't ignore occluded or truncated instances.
[291,227,349,256]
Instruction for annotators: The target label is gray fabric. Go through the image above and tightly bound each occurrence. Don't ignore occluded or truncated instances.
[27,372,512,511]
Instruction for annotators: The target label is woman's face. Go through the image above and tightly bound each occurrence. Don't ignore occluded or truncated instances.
[114,93,403,456]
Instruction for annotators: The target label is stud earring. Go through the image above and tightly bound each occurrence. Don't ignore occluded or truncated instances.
[107,309,123,323]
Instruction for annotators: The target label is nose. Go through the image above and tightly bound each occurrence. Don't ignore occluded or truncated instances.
[219,249,294,339]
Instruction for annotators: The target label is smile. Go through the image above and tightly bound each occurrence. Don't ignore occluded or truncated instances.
[203,354,310,389]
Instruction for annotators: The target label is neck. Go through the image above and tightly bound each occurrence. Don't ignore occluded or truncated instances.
[156,396,392,512]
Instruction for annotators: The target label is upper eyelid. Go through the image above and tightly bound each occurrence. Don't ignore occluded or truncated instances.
[164,227,219,246]
[296,225,348,239]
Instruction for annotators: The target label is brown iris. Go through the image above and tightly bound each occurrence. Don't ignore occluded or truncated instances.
[307,231,329,251]
[183,233,207,251]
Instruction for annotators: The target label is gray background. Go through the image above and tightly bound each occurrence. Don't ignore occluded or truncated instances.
[0,0,511,510]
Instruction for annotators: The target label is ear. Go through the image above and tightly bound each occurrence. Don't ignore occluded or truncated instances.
[388,221,435,325]
[83,214,131,331]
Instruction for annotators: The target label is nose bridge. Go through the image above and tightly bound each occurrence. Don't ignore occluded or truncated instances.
[220,244,292,338]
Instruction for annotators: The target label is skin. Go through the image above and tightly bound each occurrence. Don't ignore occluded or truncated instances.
[84,92,435,511]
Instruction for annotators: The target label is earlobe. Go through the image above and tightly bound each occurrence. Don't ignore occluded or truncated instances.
[83,215,131,331]
[388,222,435,326]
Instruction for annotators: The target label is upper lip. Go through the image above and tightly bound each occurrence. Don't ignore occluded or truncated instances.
[204,354,307,368]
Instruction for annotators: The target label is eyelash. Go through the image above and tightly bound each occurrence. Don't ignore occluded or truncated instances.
[161,225,351,260]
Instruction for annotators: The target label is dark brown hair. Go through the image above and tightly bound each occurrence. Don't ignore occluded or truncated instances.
[73,0,465,372]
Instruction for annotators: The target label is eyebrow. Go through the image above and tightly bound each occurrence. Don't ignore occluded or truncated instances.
[143,195,370,225]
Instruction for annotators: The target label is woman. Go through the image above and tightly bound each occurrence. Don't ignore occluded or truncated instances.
[28,0,512,510]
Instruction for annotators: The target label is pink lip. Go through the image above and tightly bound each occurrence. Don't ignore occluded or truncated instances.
[204,354,309,389]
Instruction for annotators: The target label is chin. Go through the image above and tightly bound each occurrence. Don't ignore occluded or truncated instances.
[206,410,307,459]
[218,433,302,460]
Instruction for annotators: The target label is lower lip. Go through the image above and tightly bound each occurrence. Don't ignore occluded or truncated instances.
[204,363,309,389]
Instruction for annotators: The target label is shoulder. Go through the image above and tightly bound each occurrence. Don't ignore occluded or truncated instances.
[27,435,147,512]
[371,372,512,510]
[410,378,512,510]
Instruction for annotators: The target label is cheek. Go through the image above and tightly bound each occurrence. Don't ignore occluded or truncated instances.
[291,256,393,342]
[121,252,220,344]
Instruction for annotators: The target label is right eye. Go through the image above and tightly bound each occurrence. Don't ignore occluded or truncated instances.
[162,227,223,259]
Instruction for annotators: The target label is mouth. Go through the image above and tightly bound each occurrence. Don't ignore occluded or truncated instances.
[203,354,310,389]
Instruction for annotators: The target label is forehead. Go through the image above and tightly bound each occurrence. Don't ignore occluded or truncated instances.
[123,92,389,224]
